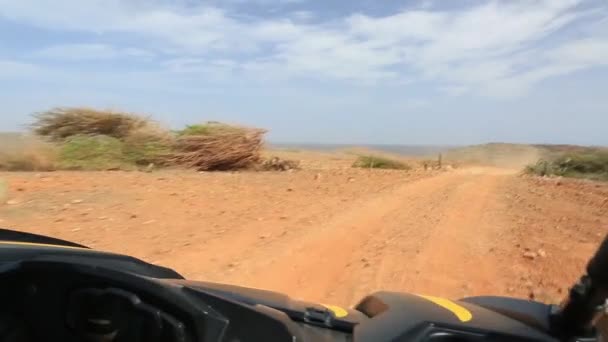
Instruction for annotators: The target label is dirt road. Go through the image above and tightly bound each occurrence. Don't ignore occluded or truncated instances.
[211,168,527,304]
[1,167,607,306]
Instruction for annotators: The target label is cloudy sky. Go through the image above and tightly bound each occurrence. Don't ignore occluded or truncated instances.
[1,0,607,145]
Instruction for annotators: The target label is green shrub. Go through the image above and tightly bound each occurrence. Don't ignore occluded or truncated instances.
[352,155,411,170]
[58,135,133,170]
[525,151,608,181]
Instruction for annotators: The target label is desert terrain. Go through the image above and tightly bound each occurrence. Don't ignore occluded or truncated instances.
[1,150,607,307]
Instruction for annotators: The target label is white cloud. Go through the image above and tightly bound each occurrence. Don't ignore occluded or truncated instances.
[36,44,153,60]
[1,0,607,96]
[291,10,314,21]
[440,86,469,97]
[0,60,42,78]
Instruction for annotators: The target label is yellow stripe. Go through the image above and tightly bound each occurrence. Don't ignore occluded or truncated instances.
[321,304,348,318]
[0,240,88,250]
[417,295,473,322]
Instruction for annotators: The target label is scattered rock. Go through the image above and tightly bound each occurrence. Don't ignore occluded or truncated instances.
[98,216,108,220]
[71,199,84,204]
[227,262,239,268]
[279,216,288,220]
[261,157,300,171]
[348,177,356,182]
[71,228,81,232]
[314,173,322,180]
[286,188,294,192]
[523,251,537,260]
[537,249,547,258]
[130,214,138,219]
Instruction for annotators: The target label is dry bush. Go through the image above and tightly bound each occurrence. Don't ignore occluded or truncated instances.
[31,107,150,141]
[170,124,266,171]
[178,122,245,136]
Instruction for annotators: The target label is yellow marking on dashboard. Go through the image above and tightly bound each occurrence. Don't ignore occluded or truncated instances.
[0,240,87,250]
[417,295,473,322]
[322,304,348,318]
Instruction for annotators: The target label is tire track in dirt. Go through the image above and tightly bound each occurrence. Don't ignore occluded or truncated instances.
[399,171,507,297]
[239,169,514,305]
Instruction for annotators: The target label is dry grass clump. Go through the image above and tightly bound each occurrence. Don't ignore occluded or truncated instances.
[31,107,150,141]
[352,155,411,170]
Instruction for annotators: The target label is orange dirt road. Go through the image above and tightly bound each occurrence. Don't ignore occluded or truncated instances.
[1,168,607,307]
[226,168,519,305]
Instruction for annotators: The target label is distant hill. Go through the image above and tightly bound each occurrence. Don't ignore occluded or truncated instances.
[443,143,608,169]
[269,143,453,157]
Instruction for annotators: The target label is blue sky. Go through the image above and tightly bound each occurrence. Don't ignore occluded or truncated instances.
[1,0,607,145]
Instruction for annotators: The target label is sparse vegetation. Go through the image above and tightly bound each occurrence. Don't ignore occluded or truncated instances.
[2,108,275,172]
[525,151,608,181]
[352,155,411,170]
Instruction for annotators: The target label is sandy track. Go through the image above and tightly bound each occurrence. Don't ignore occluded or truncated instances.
[1,168,607,306]
[224,169,515,305]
